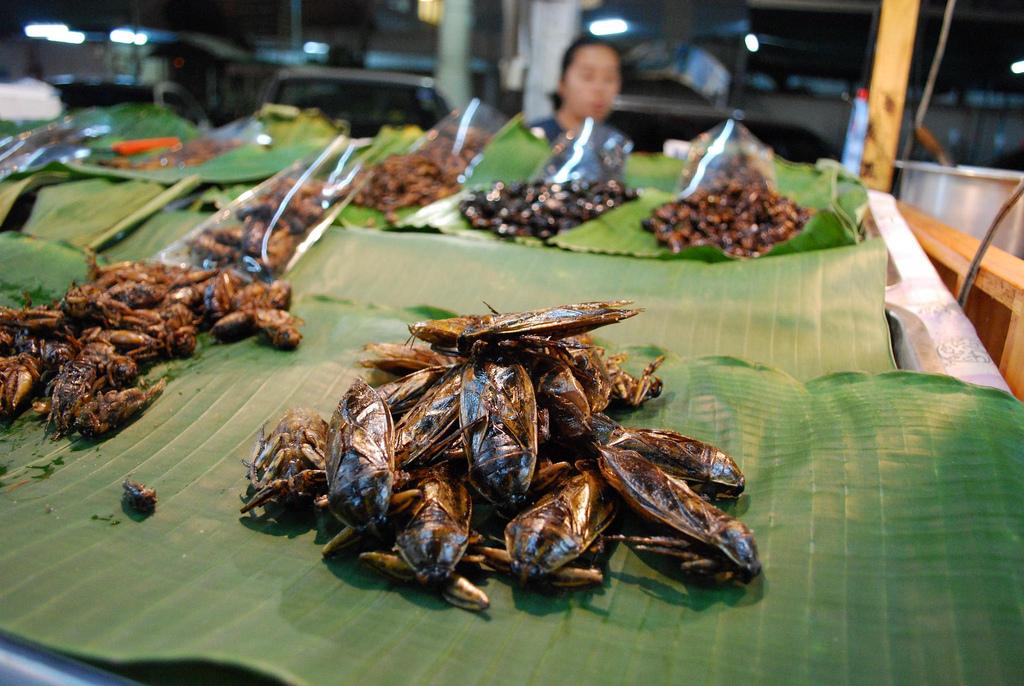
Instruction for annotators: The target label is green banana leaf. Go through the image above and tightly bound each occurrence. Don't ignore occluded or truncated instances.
[393,146,866,258]
[339,120,547,230]
[336,204,419,230]
[288,228,893,379]
[0,172,71,226]
[256,104,343,147]
[549,188,857,261]
[192,184,252,211]
[100,210,208,263]
[56,141,330,185]
[21,176,200,250]
[3,104,192,145]
[0,119,47,137]
[357,125,425,166]
[463,117,550,190]
[624,153,686,192]
[7,108,342,186]
[73,103,199,150]
[0,232,89,307]
[0,297,1019,686]
[550,157,867,260]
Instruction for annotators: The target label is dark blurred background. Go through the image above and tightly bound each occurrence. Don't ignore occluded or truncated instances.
[1,0,1022,167]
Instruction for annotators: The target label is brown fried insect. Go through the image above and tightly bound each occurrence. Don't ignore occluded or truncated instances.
[376,366,449,418]
[360,342,460,375]
[606,354,665,408]
[592,414,745,499]
[322,379,416,556]
[536,361,592,440]
[242,408,329,513]
[360,463,489,611]
[122,480,157,514]
[254,309,303,350]
[75,380,167,438]
[0,353,42,419]
[475,469,617,587]
[0,305,64,335]
[394,365,463,469]
[597,444,760,583]
[459,356,538,512]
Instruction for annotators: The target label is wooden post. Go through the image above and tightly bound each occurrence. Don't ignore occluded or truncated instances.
[860,0,921,191]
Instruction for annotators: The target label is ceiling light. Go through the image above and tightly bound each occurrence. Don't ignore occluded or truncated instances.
[744,33,760,53]
[50,30,85,44]
[24,23,85,43]
[110,28,148,45]
[24,23,68,39]
[1012,60,1024,75]
[589,18,628,36]
[303,41,329,55]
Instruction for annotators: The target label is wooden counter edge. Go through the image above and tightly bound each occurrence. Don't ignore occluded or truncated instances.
[897,201,1024,400]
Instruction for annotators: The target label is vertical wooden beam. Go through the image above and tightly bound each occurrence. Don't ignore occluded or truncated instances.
[861,0,921,191]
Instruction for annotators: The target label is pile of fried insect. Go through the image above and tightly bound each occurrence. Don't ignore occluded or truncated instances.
[0,260,301,440]
[241,301,760,611]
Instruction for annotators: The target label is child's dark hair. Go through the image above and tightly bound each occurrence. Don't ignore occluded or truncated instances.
[559,36,621,80]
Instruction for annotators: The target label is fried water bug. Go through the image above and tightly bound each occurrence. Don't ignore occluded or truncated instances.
[122,480,157,514]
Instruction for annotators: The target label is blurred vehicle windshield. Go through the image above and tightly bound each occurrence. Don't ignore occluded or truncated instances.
[267,72,449,137]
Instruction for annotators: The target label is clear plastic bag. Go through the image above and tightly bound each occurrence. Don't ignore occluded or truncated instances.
[411,98,508,182]
[103,116,269,171]
[350,99,507,220]
[0,109,111,180]
[676,119,775,197]
[539,119,634,184]
[157,133,362,280]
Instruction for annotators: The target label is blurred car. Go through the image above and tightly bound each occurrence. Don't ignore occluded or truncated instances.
[261,67,450,137]
[609,90,837,163]
[47,76,210,126]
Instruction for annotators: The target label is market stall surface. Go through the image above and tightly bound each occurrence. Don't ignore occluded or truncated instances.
[1,225,1022,686]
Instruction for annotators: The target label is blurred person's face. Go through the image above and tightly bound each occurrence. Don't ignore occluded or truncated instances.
[557,45,621,123]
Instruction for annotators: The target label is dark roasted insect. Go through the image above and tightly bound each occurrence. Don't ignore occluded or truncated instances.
[203,269,247,323]
[592,414,745,499]
[394,365,463,469]
[606,354,665,407]
[47,359,98,438]
[187,177,328,274]
[597,444,761,583]
[477,469,617,587]
[122,480,158,514]
[459,356,538,511]
[210,308,303,350]
[360,343,459,375]
[360,463,489,611]
[83,342,138,388]
[238,301,760,610]
[0,353,42,419]
[75,380,166,438]
[106,279,167,309]
[411,301,641,354]
[241,408,329,513]
[322,379,417,556]
[536,361,592,440]
[253,309,303,350]
[233,280,292,311]
[376,366,450,417]
[643,178,812,257]
[5,258,300,441]
[0,305,64,335]
[460,179,638,239]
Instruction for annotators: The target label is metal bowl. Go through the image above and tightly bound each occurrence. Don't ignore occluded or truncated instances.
[895,161,1024,258]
